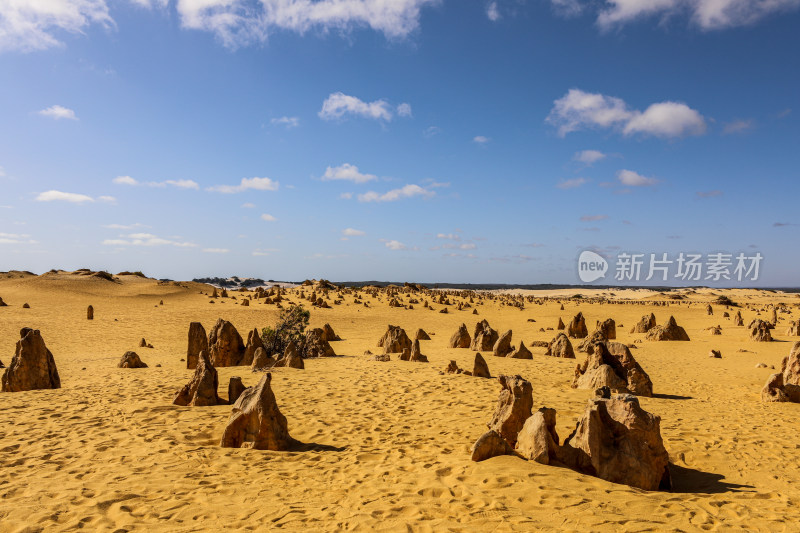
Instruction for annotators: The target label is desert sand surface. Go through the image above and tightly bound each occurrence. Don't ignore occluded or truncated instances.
[2,270,800,532]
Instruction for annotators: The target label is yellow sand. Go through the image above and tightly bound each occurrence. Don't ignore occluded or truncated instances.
[1,272,799,532]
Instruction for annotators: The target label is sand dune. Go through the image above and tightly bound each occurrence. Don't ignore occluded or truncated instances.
[1,272,799,531]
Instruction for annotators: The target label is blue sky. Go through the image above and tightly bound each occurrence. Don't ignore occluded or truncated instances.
[0,0,799,285]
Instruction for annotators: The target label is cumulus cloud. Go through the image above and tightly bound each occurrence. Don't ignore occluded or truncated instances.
[260,213,277,221]
[38,105,77,120]
[617,169,659,186]
[358,184,435,202]
[574,149,606,165]
[271,116,299,128]
[342,228,365,236]
[102,232,196,248]
[384,240,407,250]
[473,135,490,144]
[319,92,394,121]
[321,163,377,183]
[35,190,114,203]
[557,177,589,189]
[546,88,706,138]
[114,176,199,189]
[208,177,279,193]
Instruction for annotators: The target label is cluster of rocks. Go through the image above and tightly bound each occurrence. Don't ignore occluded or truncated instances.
[471,375,671,491]
[186,319,337,371]
[377,325,428,362]
[645,316,690,341]
[442,353,491,378]
[572,340,653,397]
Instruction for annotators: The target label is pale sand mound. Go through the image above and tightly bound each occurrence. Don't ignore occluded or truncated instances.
[0,275,799,530]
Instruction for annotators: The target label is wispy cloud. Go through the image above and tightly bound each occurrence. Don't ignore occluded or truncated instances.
[113,176,199,189]
[358,184,435,202]
[36,190,115,203]
[271,116,299,128]
[38,105,78,120]
[487,1,500,21]
[397,103,412,117]
[102,233,196,248]
[202,248,230,253]
[551,0,800,31]
[342,228,365,236]
[557,177,589,189]
[0,232,37,245]
[322,163,377,183]
[207,177,279,193]
[473,135,490,144]
[260,213,277,222]
[423,126,441,138]
[722,119,754,134]
[580,214,609,222]
[773,222,797,227]
[252,248,279,256]
[547,88,706,138]
[103,223,149,230]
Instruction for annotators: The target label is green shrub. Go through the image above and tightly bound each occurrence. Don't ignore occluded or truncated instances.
[261,304,310,355]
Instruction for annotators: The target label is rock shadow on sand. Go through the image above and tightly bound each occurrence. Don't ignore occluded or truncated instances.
[669,464,754,494]
[652,393,693,401]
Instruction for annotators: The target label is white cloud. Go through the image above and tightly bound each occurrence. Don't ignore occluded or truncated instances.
[103,223,149,230]
[723,119,754,134]
[113,175,199,189]
[342,228,365,236]
[617,169,659,187]
[547,88,706,138]
[98,195,117,204]
[241,202,255,208]
[164,179,199,189]
[423,125,441,137]
[384,240,407,250]
[35,190,94,203]
[487,1,501,20]
[252,248,279,256]
[260,213,277,221]
[208,177,279,193]
[113,175,138,185]
[589,0,800,30]
[0,0,112,52]
[38,105,77,120]
[580,214,609,221]
[339,192,353,199]
[202,248,230,253]
[175,0,438,48]
[436,233,460,240]
[322,163,377,183]
[358,184,435,202]
[574,150,606,165]
[473,135,490,144]
[102,232,196,248]
[557,177,589,189]
[271,116,299,128]
[319,92,394,121]
[397,103,412,117]
[0,232,36,245]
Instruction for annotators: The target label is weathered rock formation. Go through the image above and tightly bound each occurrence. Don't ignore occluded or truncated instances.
[1,328,61,392]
